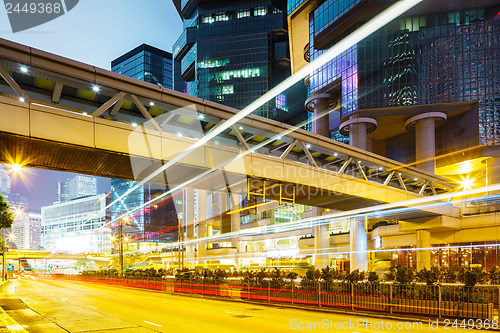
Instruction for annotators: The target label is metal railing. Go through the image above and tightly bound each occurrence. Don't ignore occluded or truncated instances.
[52,275,497,320]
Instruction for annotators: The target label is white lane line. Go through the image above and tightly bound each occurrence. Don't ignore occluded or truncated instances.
[143,321,162,327]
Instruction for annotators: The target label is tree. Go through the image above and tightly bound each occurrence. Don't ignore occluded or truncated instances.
[0,194,14,281]
[0,194,13,230]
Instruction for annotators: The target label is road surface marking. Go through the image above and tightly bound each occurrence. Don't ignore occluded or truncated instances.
[143,321,162,327]
[0,306,29,333]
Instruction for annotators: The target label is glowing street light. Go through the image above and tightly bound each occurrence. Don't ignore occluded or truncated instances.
[461,177,474,190]
[11,164,22,172]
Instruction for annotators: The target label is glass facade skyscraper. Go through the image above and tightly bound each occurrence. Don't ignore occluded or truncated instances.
[173,0,308,126]
[112,44,173,89]
[111,46,178,244]
[301,0,500,147]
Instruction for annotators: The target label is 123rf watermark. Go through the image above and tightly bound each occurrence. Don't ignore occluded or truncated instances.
[290,318,500,330]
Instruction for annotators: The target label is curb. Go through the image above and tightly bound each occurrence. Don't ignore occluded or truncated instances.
[60,279,500,331]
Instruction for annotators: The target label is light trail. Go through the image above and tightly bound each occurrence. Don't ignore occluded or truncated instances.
[108,186,500,260]
[83,0,424,228]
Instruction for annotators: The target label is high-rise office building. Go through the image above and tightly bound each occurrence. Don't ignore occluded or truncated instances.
[288,0,500,154]
[12,212,42,250]
[57,175,97,203]
[111,44,173,89]
[172,0,308,126]
[283,0,500,272]
[41,194,110,253]
[109,180,178,243]
[67,175,97,201]
[0,165,10,196]
[110,46,178,244]
[57,180,69,203]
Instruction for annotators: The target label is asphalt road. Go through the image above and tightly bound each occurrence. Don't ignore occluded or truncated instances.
[0,277,495,332]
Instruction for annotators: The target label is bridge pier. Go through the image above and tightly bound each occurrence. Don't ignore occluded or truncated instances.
[349,217,368,272]
[313,208,329,269]
[416,230,431,270]
[231,194,241,268]
[197,190,208,267]
[184,188,196,267]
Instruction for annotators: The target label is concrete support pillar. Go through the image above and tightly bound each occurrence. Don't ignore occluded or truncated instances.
[416,230,431,270]
[313,98,330,137]
[339,117,378,152]
[486,157,500,187]
[405,112,447,174]
[197,190,207,266]
[313,207,329,269]
[349,122,367,150]
[231,194,241,267]
[183,188,195,266]
[349,217,367,272]
[305,94,337,138]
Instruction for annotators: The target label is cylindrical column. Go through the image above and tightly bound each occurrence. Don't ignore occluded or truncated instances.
[349,122,367,150]
[349,217,367,272]
[416,230,431,270]
[197,190,207,266]
[405,112,447,174]
[339,117,377,152]
[305,94,337,138]
[184,188,195,266]
[231,194,241,268]
[313,99,330,137]
[313,207,329,269]
[415,117,436,174]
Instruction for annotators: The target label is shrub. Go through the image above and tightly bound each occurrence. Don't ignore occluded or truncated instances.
[489,266,500,285]
[464,269,478,287]
[367,271,379,284]
[345,269,364,283]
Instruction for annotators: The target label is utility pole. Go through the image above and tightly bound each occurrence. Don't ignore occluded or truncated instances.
[2,228,5,281]
[119,220,124,277]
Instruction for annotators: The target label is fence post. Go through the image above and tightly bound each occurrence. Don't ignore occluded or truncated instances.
[389,284,393,314]
[438,285,442,318]
[318,282,321,307]
[351,283,354,311]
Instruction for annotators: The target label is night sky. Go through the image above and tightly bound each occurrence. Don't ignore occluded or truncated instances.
[7,167,111,212]
[0,1,182,211]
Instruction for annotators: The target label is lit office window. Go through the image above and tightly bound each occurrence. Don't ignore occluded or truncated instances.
[254,6,268,16]
[215,12,229,22]
[201,15,214,24]
[237,9,251,18]
[198,58,230,69]
[275,93,288,112]
[222,85,234,95]
[215,67,264,81]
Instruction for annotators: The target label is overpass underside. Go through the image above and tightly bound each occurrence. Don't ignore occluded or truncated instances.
[0,38,457,219]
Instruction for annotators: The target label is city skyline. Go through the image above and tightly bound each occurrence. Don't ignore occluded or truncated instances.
[1,165,110,211]
[0,1,182,212]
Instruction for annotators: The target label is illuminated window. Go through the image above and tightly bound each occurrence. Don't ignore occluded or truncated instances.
[254,6,267,16]
[215,12,229,22]
[275,93,288,112]
[201,15,214,24]
[222,85,234,95]
[198,58,230,69]
[213,67,265,81]
[237,9,250,19]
